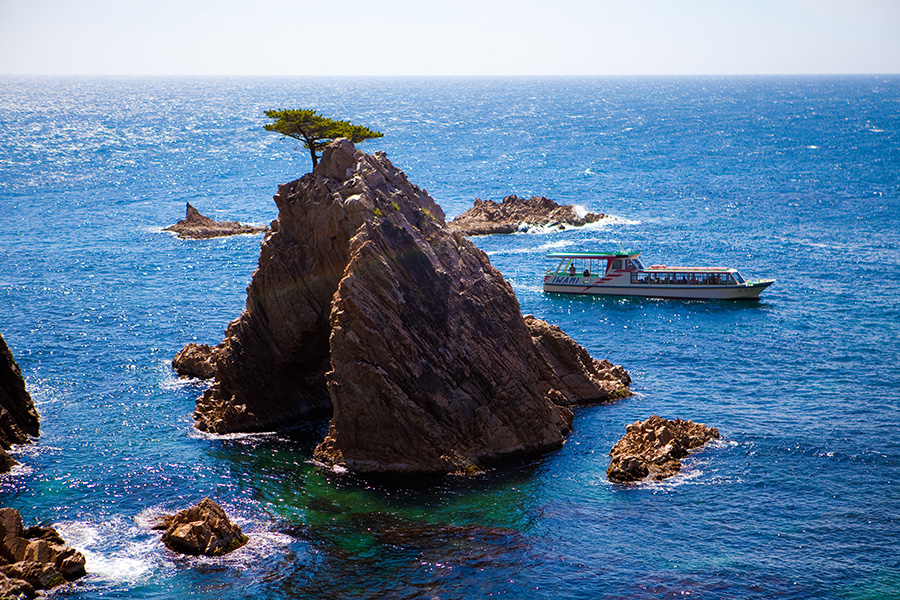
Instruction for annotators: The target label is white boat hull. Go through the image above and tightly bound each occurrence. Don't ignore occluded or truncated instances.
[543,277,774,300]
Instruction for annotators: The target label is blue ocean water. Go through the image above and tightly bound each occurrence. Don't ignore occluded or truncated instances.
[0,75,898,599]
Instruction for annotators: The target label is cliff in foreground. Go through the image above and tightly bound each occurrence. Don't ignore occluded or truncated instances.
[190,139,629,474]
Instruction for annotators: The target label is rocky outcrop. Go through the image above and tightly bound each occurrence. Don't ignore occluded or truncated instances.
[164,203,269,239]
[449,195,605,235]
[0,334,39,473]
[191,139,630,474]
[157,498,248,556]
[0,508,87,597]
[606,415,720,483]
[172,343,218,380]
[525,315,631,406]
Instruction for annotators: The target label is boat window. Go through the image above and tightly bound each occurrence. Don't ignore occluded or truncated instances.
[672,273,688,285]
[631,258,645,270]
[733,272,745,284]
[694,273,708,285]
[631,272,651,284]
[625,260,637,271]
[610,259,622,271]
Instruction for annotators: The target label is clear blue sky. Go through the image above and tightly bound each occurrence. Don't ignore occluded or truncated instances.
[1,0,898,75]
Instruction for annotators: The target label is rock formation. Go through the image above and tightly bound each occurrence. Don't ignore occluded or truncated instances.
[164,203,269,239]
[0,333,39,473]
[189,139,630,474]
[606,415,720,483]
[0,508,87,597]
[172,343,218,380]
[449,195,605,235]
[157,498,248,556]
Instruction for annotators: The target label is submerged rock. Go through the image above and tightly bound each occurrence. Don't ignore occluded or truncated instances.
[449,195,605,235]
[158,498,248,556]
[191,139,630,474]
[164,203,269,239]
[0,333,39,474]
[0,508,86,596]
[606,415,720,483]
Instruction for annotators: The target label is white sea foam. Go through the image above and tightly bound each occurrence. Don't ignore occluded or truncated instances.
[55,519,155,584]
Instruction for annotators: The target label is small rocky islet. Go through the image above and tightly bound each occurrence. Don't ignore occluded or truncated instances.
[606,415,721,483]
[164,202,269,239]
[449,194,606,235]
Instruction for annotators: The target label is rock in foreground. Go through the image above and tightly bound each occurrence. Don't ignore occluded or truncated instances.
[449,195,605,235]
[164,203,268,239]
[607,415,720,483]
[0,508,87,597]
[192,139,630,474]
[0,333,39,473]
[158,498,248,556]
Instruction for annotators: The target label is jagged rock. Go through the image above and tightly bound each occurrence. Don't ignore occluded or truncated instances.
[0,508,86,596]
[159,498,248,556]
[449,195,605,235]
[524,315,631,406]
[0,333,39,474]
[191,139,630,474]
[164,203,269,239]
[172,343,218,380]
[606,415,720,483]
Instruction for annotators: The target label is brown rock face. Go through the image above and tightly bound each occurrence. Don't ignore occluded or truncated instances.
[449,195,605,235]
[164,203,269,239]
[158,498,248,556]
[0,334,39,473]
[606,415,720,483]
[172,343,218,380]
[192,139,630,474]
[0,508,87,596]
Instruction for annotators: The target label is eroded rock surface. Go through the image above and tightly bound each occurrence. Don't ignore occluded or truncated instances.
[0,334,39,473]
[164,203,268,239]
[0,508,86,597]
[192,139,630,474]
[172,343,218,380]
[158,498,248,556]
[607,415,720,483]
[449,195,605,235]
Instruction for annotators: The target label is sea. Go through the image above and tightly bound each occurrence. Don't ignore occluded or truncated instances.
[1,75,898,599]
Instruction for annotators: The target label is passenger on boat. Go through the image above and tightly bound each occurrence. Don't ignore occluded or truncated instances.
[583,269,590,277]
[569,265,576,276]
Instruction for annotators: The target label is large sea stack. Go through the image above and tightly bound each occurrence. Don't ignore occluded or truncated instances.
[0,333,39,473]
[190,139,629,474]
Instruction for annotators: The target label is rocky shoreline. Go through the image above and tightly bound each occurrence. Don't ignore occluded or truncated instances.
[164,203,269,239]
[0,508,86,598]
[449,195,605,235]
[183,139,631,474]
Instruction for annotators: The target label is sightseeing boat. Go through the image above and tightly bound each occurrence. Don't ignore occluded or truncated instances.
[543,251,774,300]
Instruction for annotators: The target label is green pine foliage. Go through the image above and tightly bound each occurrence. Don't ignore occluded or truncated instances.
[264,109,384,169]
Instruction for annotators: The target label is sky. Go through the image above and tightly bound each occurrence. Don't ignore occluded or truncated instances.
[1,0,898,76]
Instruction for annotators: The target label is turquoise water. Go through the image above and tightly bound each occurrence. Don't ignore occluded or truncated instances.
[1,76,898,598]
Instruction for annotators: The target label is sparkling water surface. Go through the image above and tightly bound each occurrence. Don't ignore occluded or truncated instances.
[1,76,898,599]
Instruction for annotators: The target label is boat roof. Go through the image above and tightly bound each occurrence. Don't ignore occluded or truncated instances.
[546,251,640,260]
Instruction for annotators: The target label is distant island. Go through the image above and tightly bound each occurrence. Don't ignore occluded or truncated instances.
[164,203,269,239]
[449,195,606,235]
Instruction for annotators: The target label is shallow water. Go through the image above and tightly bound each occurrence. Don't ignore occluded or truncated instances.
[1,75,898,598]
